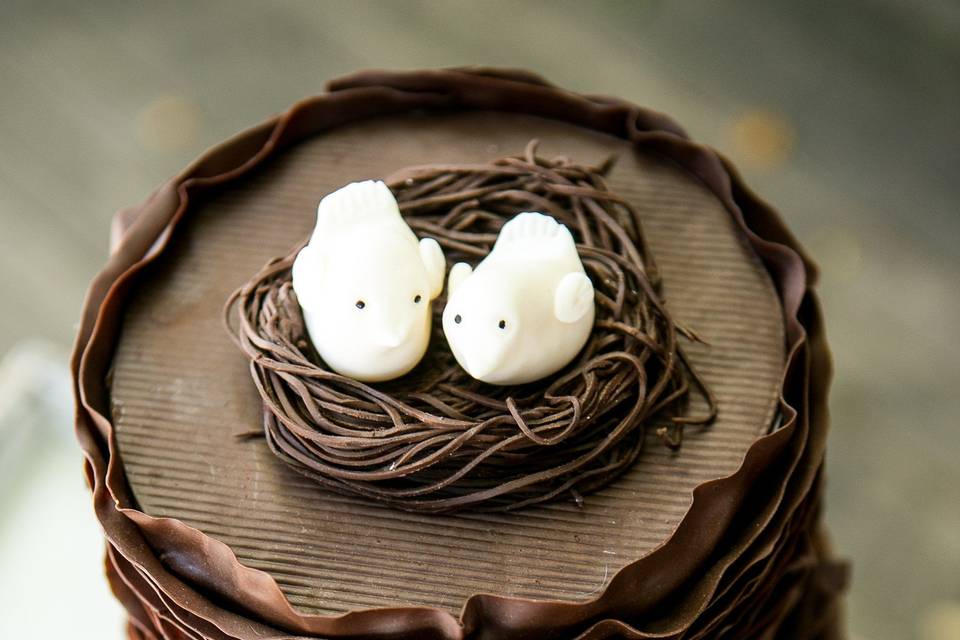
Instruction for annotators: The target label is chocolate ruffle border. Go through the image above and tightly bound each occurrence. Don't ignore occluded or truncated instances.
[72,68,847,639]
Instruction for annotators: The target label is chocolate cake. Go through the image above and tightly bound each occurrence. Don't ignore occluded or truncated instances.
[72,68,846,639]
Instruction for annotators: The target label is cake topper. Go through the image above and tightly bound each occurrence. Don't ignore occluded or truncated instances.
[292,180,445,381]
[442,212,595,385]
[228,146,715,511]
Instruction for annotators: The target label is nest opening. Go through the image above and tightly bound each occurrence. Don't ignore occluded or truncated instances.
[225,142,715,513]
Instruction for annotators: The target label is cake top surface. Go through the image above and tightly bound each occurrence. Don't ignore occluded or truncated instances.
[110,110,784,615]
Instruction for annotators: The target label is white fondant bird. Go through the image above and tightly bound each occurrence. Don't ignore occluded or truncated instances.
[442,212,595,385]
[292,180,445,382]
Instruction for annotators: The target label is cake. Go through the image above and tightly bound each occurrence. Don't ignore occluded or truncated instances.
[72,68,847,639]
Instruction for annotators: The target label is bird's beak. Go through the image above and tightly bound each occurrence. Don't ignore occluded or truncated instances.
[377,317,413,349]
[378,329,406,349]
[464,354,495,380]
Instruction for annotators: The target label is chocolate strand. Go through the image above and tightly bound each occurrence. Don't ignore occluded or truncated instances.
[224,143,716,512]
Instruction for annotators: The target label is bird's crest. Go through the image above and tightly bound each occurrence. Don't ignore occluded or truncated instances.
[309,180,406,245]
[494,211,572,253]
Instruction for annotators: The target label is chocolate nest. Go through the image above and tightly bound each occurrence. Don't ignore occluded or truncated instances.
[225,142,715,513]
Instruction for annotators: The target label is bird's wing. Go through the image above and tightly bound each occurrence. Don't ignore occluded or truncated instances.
[419,237,446,298]
[291,245,322,308]
[310,180,405,245]
[447,262,473,297]
[554,272,595,323]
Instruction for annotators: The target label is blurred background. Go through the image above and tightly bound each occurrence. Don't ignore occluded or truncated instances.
[1,1,957,638]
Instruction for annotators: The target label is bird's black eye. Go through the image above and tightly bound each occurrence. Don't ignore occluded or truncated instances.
[414,294,422,303]
[355,300,366,309]
[498,320,506,330]
[454,314,462,324]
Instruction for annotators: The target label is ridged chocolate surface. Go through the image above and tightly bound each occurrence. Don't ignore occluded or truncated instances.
[110,112,784,615]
